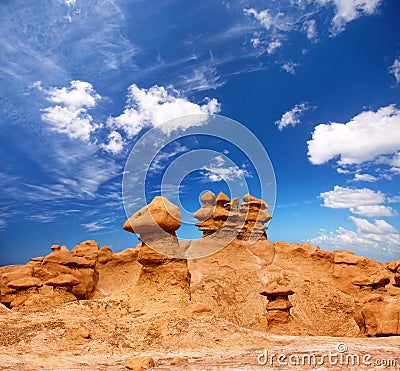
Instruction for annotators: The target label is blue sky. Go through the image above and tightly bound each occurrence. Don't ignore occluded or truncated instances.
[1,0,400,265]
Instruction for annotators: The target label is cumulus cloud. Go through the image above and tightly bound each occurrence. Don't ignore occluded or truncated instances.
[244,8,273,30]
[319,0,381,34]
[108,84,221,138]
[202,156,251,183]
[40,80,101,142]
[309,216,400,254]
[350,205,395,217]
[267,40,282,55]
[389,58,400,83]
[307,105,400,166]
[275,102,310,130]
[281,61,299,74]
[101,131,124,154]
[352,173,378,182]
[319,185,394,217]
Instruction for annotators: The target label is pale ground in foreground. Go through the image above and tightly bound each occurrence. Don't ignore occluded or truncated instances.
[1,298,399,370]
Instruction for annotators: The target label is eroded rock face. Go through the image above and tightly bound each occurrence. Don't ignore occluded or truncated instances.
[1,193,400,339]
[0,240,120,311]
[194,192,271,241]
[362,299,400,336]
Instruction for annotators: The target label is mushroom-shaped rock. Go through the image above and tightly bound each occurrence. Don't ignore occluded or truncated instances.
[45,274,80,287]
[123,196,181,235]
[194,191,217,221]
[216,191,230,205]
[193,204,214,221]
[201,191,216,205]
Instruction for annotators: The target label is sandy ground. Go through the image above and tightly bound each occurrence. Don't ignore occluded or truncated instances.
[1,298,399,370]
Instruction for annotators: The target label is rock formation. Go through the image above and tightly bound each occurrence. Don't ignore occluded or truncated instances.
[194,191,272,242]
[123,196,191,304]
[0,240,139,311]
[1,193,399,339]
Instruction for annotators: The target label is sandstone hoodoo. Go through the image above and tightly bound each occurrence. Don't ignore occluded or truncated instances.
[1,193,400,369]
[122,196,191,303]
[194,191,272,241]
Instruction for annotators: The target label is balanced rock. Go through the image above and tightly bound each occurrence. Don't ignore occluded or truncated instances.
[123,196,181,235]
[123,196,191,304]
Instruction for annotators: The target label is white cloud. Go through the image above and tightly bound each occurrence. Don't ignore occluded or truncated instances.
[319,185,395,217]
[148,144,189,174]
[202,156,251,183]
[82,221,108,231]
[350,205,395,217]
[352,173,378,182]
[275,102,310,130]
[388,195,400,203]
[244,8,273,30]
[317,0,381,34]
[40,80,101,142]
[389,58,400,83]
[44,80,99,109]
[390,152,400,173]
[307,105,400,166]
[337,168,351,174]
[281,61,299,74]
[181,65,224,92]
[350,205,395,218]
[267,40,282,55]
[101,131,124,154]
[310,216,400,254]
[302,19,318,40]
[108,84,221,138]
[320,185,384,208]
[251,37,261,48]
[63,0,76,6]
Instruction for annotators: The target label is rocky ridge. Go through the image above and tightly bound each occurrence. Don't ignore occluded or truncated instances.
[1,193,400,369]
